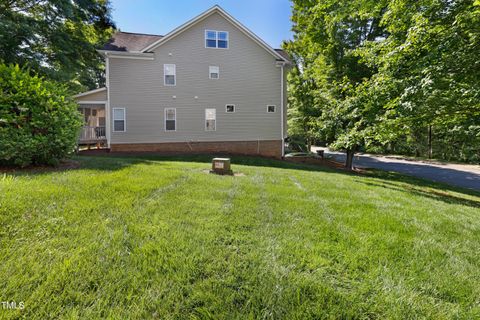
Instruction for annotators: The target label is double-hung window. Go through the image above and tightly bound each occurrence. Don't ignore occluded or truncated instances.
[205,108,216,131]
[165,108,176,131]
[205,30,229,49]
[113,108,126,132]
[164,64,176,86]
[209,66,219,79]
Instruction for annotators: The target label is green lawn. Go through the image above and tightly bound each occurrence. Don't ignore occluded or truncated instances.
[1,155,479,319]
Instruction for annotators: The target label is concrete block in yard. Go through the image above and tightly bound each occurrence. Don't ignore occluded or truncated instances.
[211,158,233,175]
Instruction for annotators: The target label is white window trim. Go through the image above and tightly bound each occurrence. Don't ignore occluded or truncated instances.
[112,107,126,132]
[164,64,176,86]
[209,66,220,79]
[164,108,177,132]
[205,108,216,132]
[225,104,235,113]
[267,105,276,113]
[205,30,216,49]
[205,30,229,49]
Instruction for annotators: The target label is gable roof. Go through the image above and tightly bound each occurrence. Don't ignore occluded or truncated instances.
[102,32,163,52]
[141,5,289,63]
[73,87,107,99]
[274,49,290,62]
[101,31,289,62]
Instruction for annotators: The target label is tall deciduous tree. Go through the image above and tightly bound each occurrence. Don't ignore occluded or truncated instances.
[284,41,321,152]
[364,0,480,162]
[287,0,480,166]
[287,0,389,168]
[0,0,115,91]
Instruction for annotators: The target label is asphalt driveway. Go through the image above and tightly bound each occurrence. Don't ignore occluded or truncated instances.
[314,148,480,191]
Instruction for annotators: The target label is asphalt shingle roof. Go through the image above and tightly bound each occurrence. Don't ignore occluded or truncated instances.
[274,49,290,62]
[102,31,290,62]
[102,32,163,52]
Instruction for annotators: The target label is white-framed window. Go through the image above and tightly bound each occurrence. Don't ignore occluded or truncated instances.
[226,104,235,113]
[209,66,219,79]
[165,108,176,131]
[113,108,126,132]
[205,30,229,49]
[164,64,176,86]
[205,108,216,131]
[267,105,276,113]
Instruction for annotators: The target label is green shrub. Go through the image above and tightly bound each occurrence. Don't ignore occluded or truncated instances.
[0,64,82,167]
[285,135,308,153]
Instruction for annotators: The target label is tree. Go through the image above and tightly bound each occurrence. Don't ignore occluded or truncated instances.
[284,42,321,152]
[287,0,480,167]
[287,0,389,169]
[364,0,480,162]
[0,64,83,167]
[0,0,115,91]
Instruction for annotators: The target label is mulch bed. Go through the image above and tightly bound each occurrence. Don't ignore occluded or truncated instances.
[0,151,368,175]
[0,160,81,174]
[284,156,368,173]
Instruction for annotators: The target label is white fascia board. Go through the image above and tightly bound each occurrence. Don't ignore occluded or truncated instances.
[77,101,107,104]
[97,50,155,60]
[141,6,219,52]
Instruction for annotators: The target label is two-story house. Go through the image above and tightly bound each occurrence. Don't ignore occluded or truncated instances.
[74,5,290,158]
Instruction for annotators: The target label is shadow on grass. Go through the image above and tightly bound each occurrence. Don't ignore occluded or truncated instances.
[77,152,340,173]
[5,152,479,209]
[356,178,480,209]
[328,151,480,192]
[79,152,480,194]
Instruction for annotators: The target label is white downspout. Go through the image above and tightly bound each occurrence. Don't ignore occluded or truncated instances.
[280,63,285,157]
[105,53,111,149]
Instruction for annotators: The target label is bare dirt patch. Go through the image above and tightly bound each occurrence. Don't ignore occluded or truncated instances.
[202,169,245,177]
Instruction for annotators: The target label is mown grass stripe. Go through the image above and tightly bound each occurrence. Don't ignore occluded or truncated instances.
[0,156,479,319]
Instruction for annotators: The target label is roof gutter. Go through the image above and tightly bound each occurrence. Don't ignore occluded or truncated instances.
[97,50,155,60]
[276,61,287,158]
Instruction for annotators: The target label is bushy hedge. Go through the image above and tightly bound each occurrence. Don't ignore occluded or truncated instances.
[0,64,82,167]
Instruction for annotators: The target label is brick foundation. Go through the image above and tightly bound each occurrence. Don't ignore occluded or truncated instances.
[110,140,283,158]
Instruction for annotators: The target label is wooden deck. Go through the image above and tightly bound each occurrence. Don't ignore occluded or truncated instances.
[78,126,106,145]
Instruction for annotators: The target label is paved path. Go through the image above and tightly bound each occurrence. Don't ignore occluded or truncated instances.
[312,147,480,191]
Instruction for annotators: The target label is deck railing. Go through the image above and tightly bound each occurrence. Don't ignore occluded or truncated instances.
[79,126,106,143]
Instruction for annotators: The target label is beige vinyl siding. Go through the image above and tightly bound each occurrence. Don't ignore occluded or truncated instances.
[109,12,283,144]
[283,66,288,138]
[76,89,107,102]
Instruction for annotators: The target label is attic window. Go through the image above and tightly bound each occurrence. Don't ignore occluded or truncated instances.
[205,30,229,49]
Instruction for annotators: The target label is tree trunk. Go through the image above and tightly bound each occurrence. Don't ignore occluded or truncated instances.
[428,125,433,159]
[307,138,311,153]
[345,149,355,170]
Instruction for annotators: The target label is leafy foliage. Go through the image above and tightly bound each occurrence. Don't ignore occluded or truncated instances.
[284,43,321,151]
[362,0,480,162]
[286,0,390,167]
[287,0,480,164]
[0,0,115,92]
[0,64,82,167]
